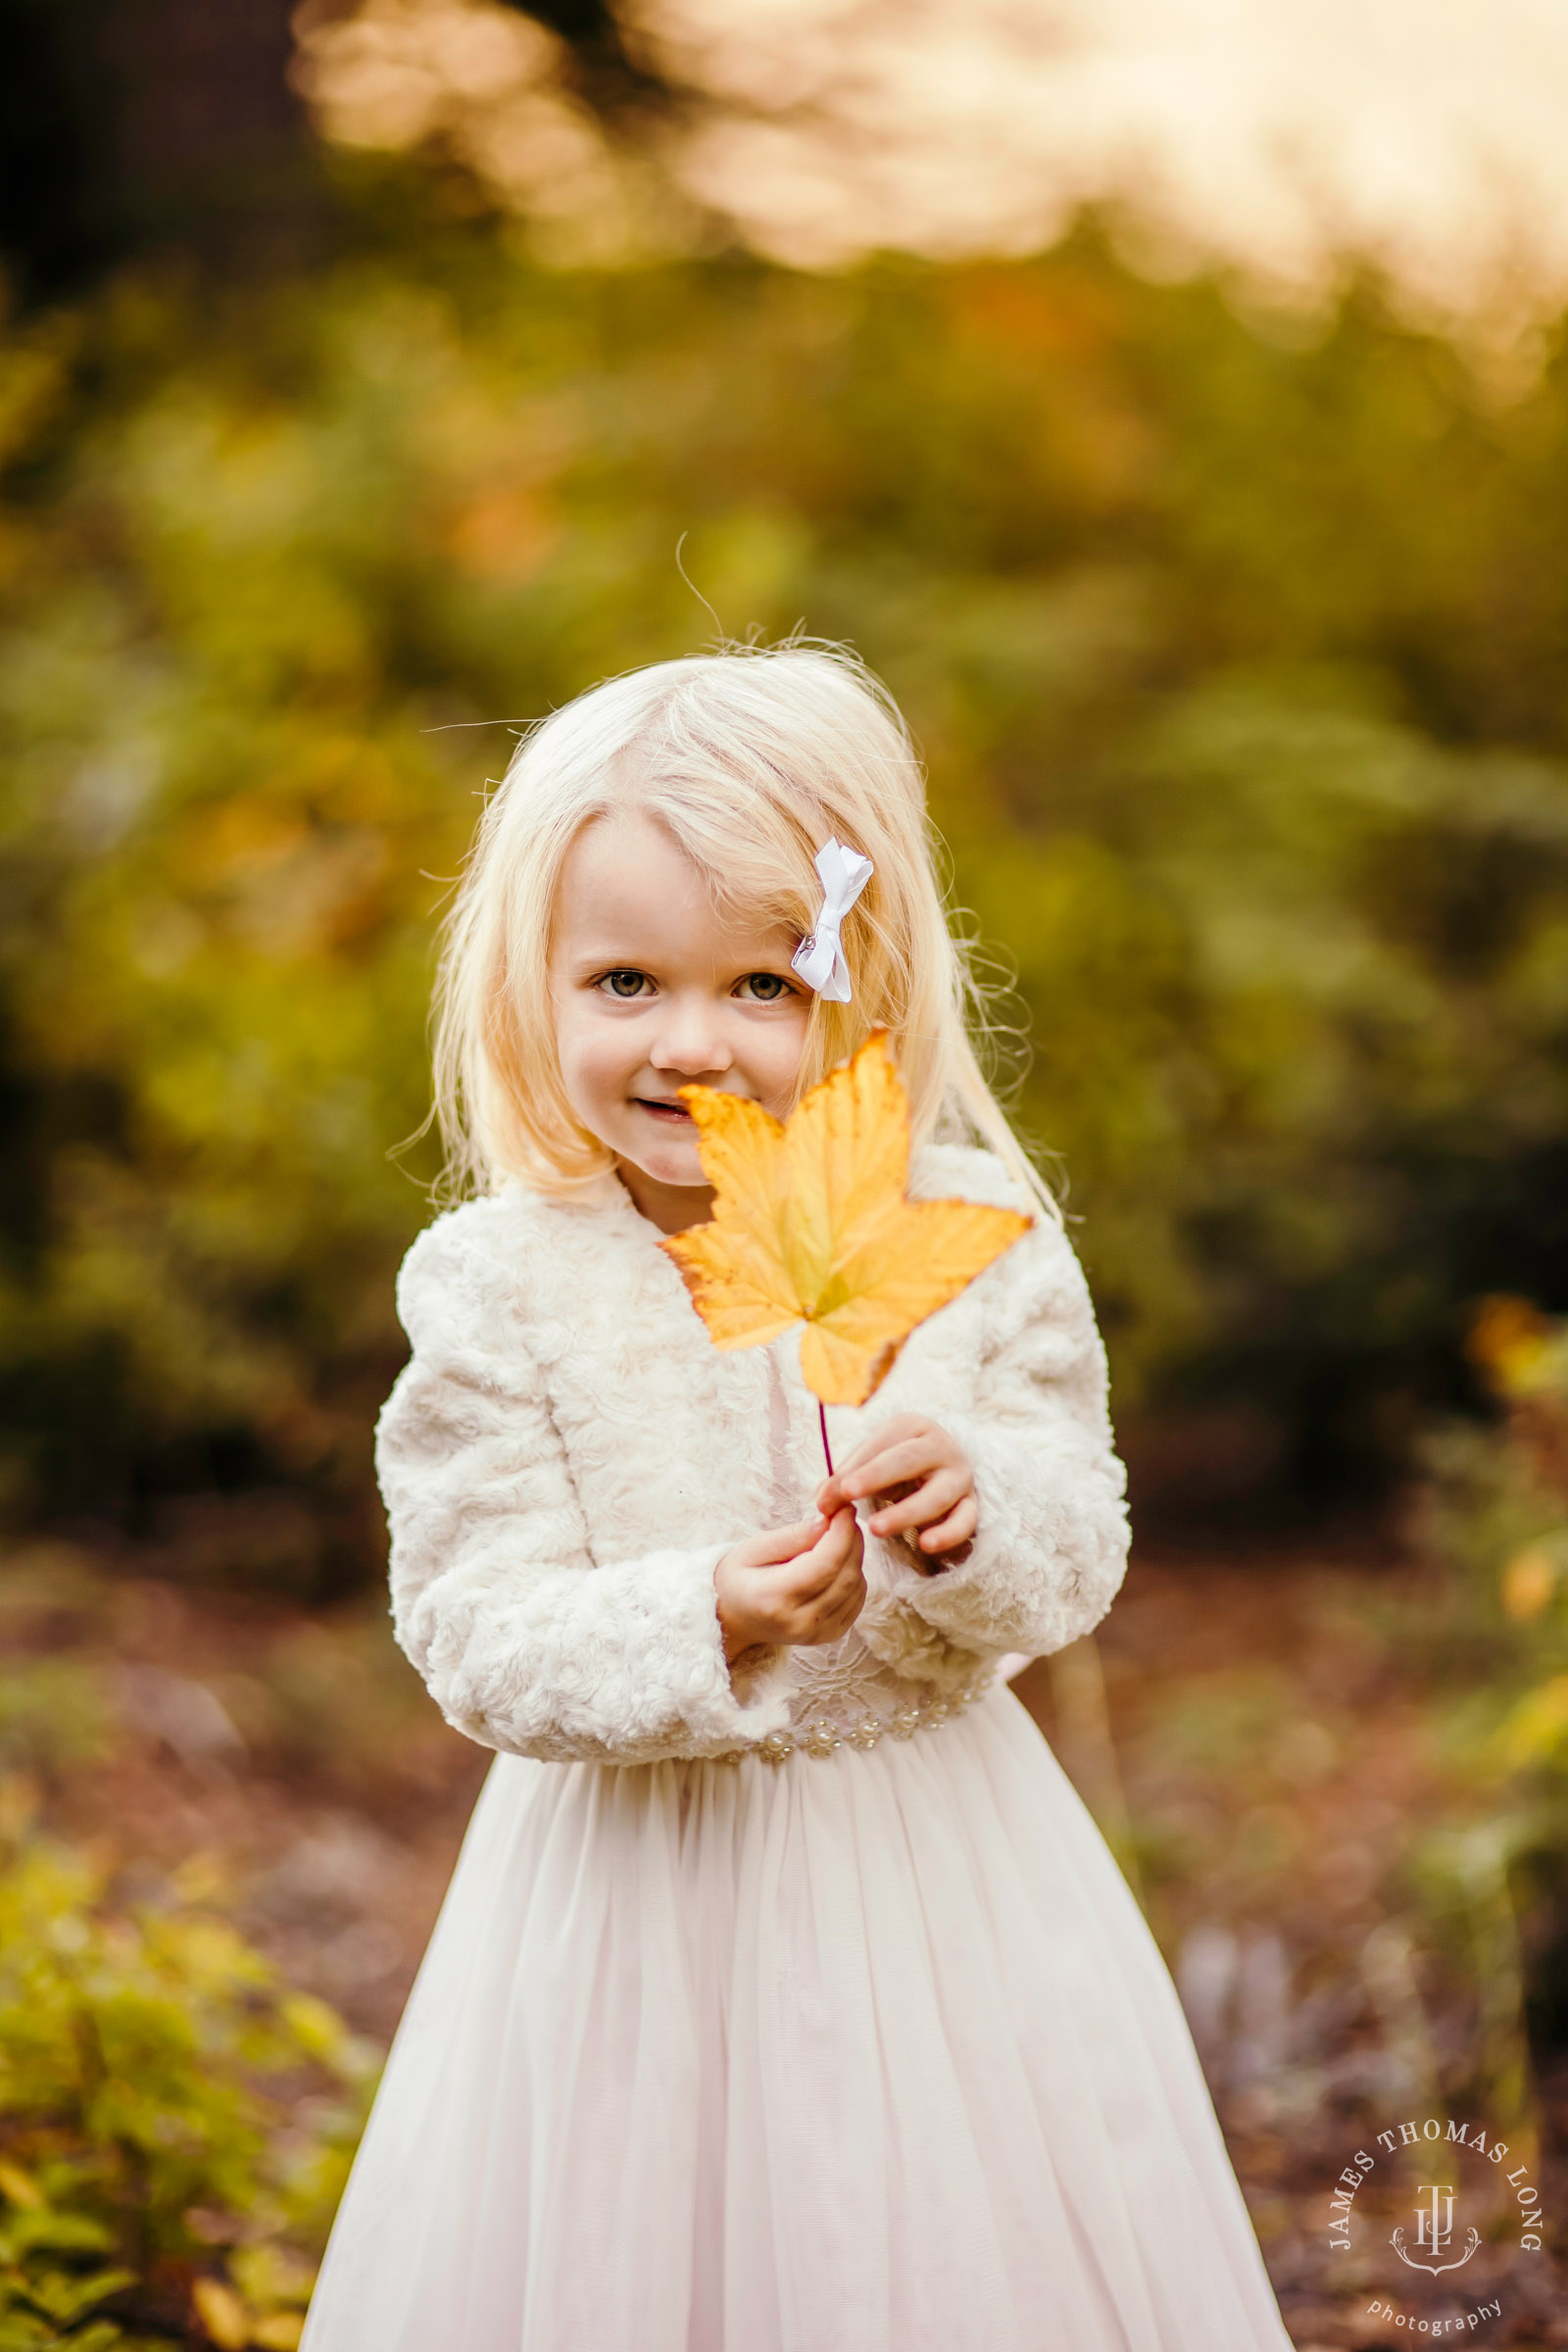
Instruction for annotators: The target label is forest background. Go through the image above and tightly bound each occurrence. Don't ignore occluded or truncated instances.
[4,4,1568,2346]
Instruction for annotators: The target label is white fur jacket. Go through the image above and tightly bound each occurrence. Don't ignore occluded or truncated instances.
[375,1142,1131,1767]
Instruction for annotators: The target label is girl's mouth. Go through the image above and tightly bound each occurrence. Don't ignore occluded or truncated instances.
[635,1099,695,1126]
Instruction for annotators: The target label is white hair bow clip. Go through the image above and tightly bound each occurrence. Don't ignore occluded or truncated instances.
[791,837,874,1004]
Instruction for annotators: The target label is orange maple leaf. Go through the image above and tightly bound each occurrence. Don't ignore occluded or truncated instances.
[660,1030,1031,1406]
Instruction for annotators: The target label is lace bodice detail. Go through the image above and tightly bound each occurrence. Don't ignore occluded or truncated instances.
[772,1627,999,1760]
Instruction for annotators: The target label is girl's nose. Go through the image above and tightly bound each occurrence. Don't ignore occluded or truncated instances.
[649,993,733,1078]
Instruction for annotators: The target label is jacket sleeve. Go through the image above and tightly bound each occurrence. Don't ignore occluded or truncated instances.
[375,1212,794,1765]
[858,1206,1131,1675]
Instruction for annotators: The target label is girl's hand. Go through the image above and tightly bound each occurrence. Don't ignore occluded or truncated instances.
[815,1414,976,1571]
[714,1508,866,1669]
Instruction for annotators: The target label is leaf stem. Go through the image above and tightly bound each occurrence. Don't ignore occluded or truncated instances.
[817,1396,834,1477]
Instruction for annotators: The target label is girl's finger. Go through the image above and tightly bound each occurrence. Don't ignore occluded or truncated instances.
[788,1509,861,1595]
[813,1468,865,1514]
[814,1503,861,1559]
[750,1512,830,1564]
[814,1419,934,1510]
[798,1573,861,1642]
[825,1547,866,1603]
[916,1494,979,1553]
[823,1415,923,1481]
[815,1460,898,1515]
[829,1436,954,1504]
[811,1574,865,1642]
[869,1468,967,1537]
[808,1545,865,1619]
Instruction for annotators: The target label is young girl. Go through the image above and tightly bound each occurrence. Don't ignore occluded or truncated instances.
[300,647,1296,2352]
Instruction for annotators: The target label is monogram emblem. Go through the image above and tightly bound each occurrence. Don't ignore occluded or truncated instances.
[1391,2183,1481,2276]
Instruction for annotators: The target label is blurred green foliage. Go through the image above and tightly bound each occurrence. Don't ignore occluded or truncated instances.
[1407,1298,1568,1694]
[1398,1298,1568,2111]
[0,1797,371,2347]
[8,204,1568,1559]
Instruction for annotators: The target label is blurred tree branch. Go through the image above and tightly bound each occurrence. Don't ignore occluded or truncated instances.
[503,0,686,125]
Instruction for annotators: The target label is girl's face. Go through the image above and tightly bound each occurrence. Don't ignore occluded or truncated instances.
[548,809,812,1233]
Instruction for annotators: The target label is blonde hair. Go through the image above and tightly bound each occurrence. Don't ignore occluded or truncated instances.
[431,643,1058,1222]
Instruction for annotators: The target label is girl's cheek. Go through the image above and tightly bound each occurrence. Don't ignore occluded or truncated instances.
[555,1008,637,1122]
[749,1013,810,1112]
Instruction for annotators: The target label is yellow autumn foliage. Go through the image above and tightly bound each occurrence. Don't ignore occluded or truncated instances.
[1500,1545,1557,1623]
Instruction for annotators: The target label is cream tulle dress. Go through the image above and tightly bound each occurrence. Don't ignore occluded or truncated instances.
[298,1165,1296,2352]
[300,1650,1294,2351]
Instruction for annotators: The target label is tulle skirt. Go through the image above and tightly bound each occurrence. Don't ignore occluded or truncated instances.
[300,1684,1294,2352]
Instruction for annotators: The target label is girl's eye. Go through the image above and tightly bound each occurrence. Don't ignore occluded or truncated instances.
[736,972,793,1003]
[599,969,653,1000]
